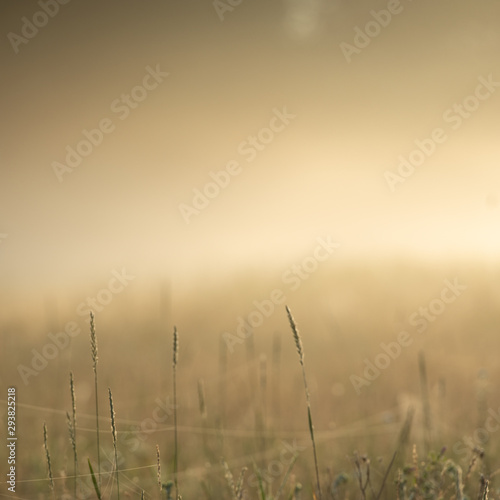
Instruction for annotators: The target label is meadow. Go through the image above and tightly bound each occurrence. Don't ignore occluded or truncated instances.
[2,259,500,499]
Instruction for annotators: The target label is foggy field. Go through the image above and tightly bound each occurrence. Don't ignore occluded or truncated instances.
[3,260,500,498]
[3,0,500,497]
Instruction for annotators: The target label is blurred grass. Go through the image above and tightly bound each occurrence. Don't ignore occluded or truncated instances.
[2,259,500,498]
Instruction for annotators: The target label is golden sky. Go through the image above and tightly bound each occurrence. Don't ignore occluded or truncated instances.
[1,0,499,297]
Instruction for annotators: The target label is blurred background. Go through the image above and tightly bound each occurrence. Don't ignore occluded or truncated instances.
[1,0,500,497]
[1,0,499,302]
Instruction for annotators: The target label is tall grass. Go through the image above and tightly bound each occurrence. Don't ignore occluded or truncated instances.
[198,378,211,460]
[285,305,322,500]
[222,459,246,500]
[31,297,496,499]
[109,387,120,500]
[67,371,78,499]
[156,444,162,498]
[271,330,281,424]
[418,350,432,453]
[43,422,55,499]
[218,332,228,454]
[173,326,179,500]
[257,353,267,454]
[90,311,101,488]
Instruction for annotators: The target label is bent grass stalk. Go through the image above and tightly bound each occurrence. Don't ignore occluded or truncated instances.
[285,305,322,500]
[90,311,101,488]
[88,458,102,500]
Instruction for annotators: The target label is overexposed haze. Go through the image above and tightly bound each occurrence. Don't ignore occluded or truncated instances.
[1,0,499,300]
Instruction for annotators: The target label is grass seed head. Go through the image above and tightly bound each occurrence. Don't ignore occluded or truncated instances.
[43,423,54,491]
[286,305,304,365]
[90,311,98,371]
[173,326,178,367]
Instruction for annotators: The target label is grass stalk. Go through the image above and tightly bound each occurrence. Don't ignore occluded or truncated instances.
[218,333,227,454]
[68,371,78,499]
[222,458,236,499]
[275,452,298,500]
[222,459,247,500]
[396,405,415,470]
[108,388,120,500]
[88,458,102,500]
[197,378,212,460]
[272,330,282,424]
[418,350,432,453]
[479,475,489,500]
[43,423,55,499]
[375,451,397,500]
[254,353,267,461]
[173,326,179,500]
[69,372,78,498]
[90,311,101,488]
[235,466,247,500]
[285,305,322,500]
[156,444,162,499]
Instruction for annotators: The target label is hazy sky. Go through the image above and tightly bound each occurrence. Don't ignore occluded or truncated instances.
[1,0,499,297]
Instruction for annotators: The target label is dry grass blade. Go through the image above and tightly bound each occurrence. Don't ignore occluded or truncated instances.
[108,387,120,500]
[173,325,178,367]
[286,305,304,365]
[172,326,179,500]
[275,452,299,500]
[479,475,489,500]
[235,466,247,500]
[156,444,162,496]
[272,330,282,421]
[375,451,397,500]
[418,351,432,452]
[69,371,78,499]
[89,311,101,488]
[197,378,212,461]
[66,411,77,497]
[396,405,415,470]
[222,458,237,499]
[197,379,207,419]
[90,311,98,371]
[43,423,55,499]
[88,458,102,500]
[222,460,247,500]
[285,305,322,500]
